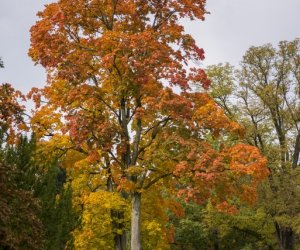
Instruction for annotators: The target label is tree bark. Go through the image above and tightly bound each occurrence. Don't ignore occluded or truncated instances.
[113,211,127,250]
[114,234,122,250]
[131,192,141,250]
[114,233,127,250]
[292,133,300,168]
[275,222,294,250]
[107,171,128,250]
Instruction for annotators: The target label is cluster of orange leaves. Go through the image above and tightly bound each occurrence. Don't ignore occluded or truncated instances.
[0,84,27,143]
[28,0,269,220]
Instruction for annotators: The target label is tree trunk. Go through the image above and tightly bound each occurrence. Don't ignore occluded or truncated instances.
[114,234,121,250]
[292,133,300,168]
[275,222,294,250]
[108,172,128,250]
[212,229,219,250]
[114,232,127,250]
[131,192,141,250]
[112,210,127,250]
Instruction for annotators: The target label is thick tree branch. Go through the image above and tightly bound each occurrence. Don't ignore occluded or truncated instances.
[138,117,171,156]
[143,172,172,190]
[131,96,142,165]
[292,133,300,168]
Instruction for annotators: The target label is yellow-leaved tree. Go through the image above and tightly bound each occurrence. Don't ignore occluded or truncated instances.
[28,1,269,249]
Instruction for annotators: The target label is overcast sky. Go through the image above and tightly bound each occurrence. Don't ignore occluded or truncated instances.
[1,0,300,94]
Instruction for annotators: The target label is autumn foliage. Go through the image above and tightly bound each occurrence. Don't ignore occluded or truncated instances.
[0,82,43,249]
[0,84,27,143]
[28,0,268,248]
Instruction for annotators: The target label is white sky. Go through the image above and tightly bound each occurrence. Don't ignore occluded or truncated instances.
[1,0,300,94]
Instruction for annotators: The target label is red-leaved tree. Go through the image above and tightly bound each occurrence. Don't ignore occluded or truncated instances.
[29,1,268,249]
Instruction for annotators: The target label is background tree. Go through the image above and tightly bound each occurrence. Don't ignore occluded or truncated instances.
[0,80,43,249]
[1,60,76,249]
[34,158,77,250]
[1,133,77,250]
[29,1,268,249]
[0,160,43,250]
[206,38,300,250]
[0,83,26,143]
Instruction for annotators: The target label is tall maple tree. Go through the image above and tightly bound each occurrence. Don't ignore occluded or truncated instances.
[29,1,268,249]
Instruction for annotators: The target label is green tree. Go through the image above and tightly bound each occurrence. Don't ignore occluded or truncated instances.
[4,135,78,250]
[170,200,276,250]
[34,159,77,250]
[1,58,76,249]
[0,160,43,250]
[0,82,43,249]
[170,201,209,250]
[206,38,300,250]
